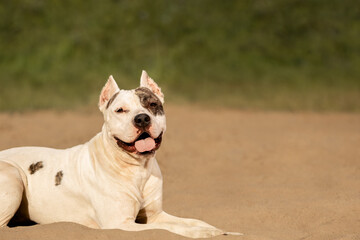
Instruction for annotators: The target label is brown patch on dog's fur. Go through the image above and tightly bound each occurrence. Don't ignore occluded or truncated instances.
[55,171,63,186]
[106,91,119,109]
[135,87,164,115]
[28,162,43,174]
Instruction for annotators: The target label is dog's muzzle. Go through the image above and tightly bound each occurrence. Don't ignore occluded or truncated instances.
[114,132,163,155]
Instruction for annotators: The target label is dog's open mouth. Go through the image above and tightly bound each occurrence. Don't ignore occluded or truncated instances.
[114,132,162,155]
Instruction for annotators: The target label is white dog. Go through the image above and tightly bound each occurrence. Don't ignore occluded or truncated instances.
[0,71,241,238]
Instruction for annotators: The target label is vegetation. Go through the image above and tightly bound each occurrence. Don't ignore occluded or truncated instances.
[0,0,359,111]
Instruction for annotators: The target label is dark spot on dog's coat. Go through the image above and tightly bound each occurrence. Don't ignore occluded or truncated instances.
[28,162,43,174]
[106,91,119,109]
[135,87,164,115]
[55,171,63,186]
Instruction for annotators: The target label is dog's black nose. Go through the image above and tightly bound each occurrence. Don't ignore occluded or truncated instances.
[134,113,151,128]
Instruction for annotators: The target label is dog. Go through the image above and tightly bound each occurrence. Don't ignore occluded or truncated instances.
[0,71,241,238]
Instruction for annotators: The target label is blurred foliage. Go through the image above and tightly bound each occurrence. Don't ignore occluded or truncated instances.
[0,0,359,111]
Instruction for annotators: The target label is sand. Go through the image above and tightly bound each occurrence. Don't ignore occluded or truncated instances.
[0,105,359,240]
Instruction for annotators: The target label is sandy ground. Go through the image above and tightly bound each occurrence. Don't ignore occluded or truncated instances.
[0,105,359,240]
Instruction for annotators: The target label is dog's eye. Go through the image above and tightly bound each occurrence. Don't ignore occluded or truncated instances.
[150,102,157,107]
[116,108,124,113]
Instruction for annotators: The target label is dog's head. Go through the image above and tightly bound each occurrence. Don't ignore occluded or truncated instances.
[98,70,166,158]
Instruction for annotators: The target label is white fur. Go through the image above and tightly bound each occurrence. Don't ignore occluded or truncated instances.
[0,71,241,238]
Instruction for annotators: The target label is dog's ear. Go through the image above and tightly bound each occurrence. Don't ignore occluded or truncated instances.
[99,75,120,112]
[140,70,164,104]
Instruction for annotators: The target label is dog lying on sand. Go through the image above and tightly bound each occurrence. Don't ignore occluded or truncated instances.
[0,71,241,238]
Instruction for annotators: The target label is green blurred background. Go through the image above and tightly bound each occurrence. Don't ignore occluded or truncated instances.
[0,0,359,111]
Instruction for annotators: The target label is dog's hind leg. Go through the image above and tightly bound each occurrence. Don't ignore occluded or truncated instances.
[0,162,24,227]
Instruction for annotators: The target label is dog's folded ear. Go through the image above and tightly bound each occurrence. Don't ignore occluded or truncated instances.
[140,70,164,104]
[99,75,120,112]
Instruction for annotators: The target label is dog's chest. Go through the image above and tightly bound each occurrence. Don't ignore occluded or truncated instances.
[128,164,152,193]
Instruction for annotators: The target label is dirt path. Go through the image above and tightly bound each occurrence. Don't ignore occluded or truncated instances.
[0,105,359,240]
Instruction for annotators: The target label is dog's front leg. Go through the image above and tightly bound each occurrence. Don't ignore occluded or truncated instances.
[94,197,224,238]
[97,208,218,238]
[138,202,242,238]
[98,210,224,238]
[120,219,224,239]
[111,216,225,239]
[149,211,227,238]
[152,211,244,238]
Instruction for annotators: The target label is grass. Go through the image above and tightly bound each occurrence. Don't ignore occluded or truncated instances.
[0,0,359,111]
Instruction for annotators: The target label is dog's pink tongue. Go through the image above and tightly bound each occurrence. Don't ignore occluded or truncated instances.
[135,138,156,153]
